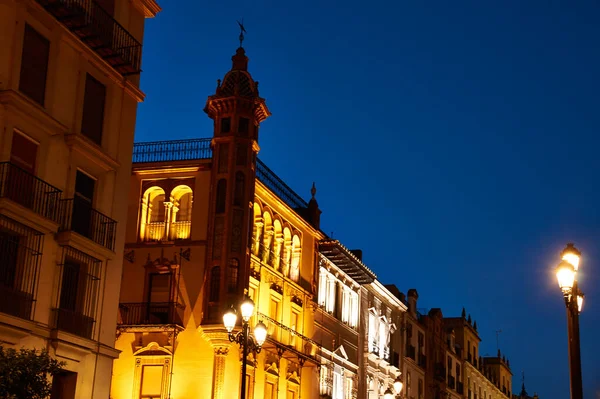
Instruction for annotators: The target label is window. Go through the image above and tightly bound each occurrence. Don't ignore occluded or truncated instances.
[368,312,377,354]
[140,365,163,399]
[238,117,249,134]
[234,172,245,206]
[221,117,231,133]
[341,287,359,328]
[7,132,39,210]
[264,381,276,399]
[418,378,424,399]
[236,143,248,166]
[10,132,38,174]
[317,266,336,313]
[55,247,102,339]
[289,310,299,346]
[406,372,411,396]
[19,24,50,106]
[209,266,220,302]
[81,74,106,145]
[72,171,96,239]
[0,216,43,320]
[378,318,388,359]
[227,259,239,293]
[50,370,77,399]
[319,365,331,396]
[332,367,344,399]
[216,179,227,213]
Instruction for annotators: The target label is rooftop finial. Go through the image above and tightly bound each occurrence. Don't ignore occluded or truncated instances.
[311,182,317,199]
[237,19,246,48]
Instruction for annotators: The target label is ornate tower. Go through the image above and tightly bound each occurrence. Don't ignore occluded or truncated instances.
[203,46,271,323]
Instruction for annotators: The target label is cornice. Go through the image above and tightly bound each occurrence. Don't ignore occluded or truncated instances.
[64,133,120,172]
[0,90,68,136]
[130,0,162,18]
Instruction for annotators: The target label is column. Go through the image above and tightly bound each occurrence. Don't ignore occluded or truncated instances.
[212,346,229,399]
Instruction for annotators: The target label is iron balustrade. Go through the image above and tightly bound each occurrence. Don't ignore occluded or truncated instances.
[132,139,310,212]
[132,139,212,163]
[457,382,464,394]
[0,215,43,321]
[418,352,427,369]
[0,162,62,222]
[119,302,184,326]
[406,344,416,360]
[58,197,117,250]
[53,308,95,339]
[256,159,308,209]
[36,0,142,75]
[448,375,456,389]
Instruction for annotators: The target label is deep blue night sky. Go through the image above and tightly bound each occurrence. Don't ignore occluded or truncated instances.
[134,1,600,397]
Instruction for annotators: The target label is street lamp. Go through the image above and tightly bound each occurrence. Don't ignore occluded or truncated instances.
[555,243,584,399]
[223,297,267,399]
[393,375,404,396]
[383,388,395,399]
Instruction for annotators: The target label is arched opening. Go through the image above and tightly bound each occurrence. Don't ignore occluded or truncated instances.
[234,172,245,206]
[290,234,301,282]
[281,227,292,277]
[272,219,283,271]
[252,202,263,256]
[216,179,227,214]
[227,258,239,293]
[209,266,220,302]
[261,211,273,264]
[170,185,193,240]
[140,186,166,241]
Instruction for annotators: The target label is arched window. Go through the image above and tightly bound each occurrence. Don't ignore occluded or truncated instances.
[234,172,245,206]
[209,266,220,302]
[216,179,227,214]
[290,234,301,282]
[227,258,239,293]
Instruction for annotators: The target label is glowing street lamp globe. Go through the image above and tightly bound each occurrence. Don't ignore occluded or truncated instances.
[577,294,584,313]
[393,376,403,395]
[223,307,237,332]
[254,321,268,347]
[240,297,255,321]
[561,243,581,271]
[383,388,395,399]
[556,260,576,294]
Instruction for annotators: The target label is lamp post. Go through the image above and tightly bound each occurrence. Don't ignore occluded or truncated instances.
[555,243,584,399]
[383,375,404,399]
[223,297,268,399]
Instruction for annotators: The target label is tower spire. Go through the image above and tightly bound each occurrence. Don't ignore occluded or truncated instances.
[237,19,246,48]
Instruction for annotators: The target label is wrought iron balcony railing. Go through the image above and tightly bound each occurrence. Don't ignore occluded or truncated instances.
[119,302,184,326]
[418,352,427,369]
[0,162,62,222]
[406,344,416,360]
[58,197,117,250]
[256,311,319,363]
[36,0,142,75]
[53,308,95,339]
[132,139,310,212]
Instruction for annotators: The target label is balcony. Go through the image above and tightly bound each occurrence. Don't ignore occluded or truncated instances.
[448,375,456,389]
[58,197,117,250]
[0,162,62,222]
[418,352,427,369]
[35,0,142,75]
[406,344,416,360]
[53,308,95,339]
[434,363,446,382]
[457,382,464,394]
[118,302,184,326]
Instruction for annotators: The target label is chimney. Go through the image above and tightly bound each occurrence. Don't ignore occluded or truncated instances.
[350,249,363,261]
[407,288,418,316]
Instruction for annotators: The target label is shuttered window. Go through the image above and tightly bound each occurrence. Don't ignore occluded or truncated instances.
[19,24,50,106]
[81,74,106,145]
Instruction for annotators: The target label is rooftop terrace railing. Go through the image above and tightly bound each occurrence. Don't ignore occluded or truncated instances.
[132,139,309,210]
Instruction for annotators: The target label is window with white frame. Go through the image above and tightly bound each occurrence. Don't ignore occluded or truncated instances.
[379,317,389,360]
[318,267,336,313]
[332,366,344,399]
[319,364,332,396]
[368,311,378,354]
[341,287,359,328]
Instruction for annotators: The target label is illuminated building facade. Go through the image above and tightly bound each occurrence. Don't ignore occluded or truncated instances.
[0,0,160,397]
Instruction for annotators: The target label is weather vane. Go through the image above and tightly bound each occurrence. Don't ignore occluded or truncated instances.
[237,19,246,48]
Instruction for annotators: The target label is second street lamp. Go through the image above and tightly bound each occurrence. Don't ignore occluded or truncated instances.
[555,243,584,399]
[223,297,267,399]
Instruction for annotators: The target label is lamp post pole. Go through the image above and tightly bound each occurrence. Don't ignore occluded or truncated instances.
[566,281,583,399]
[240,319,249,399]
[555,243,584,399]
[223,297,267,399]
